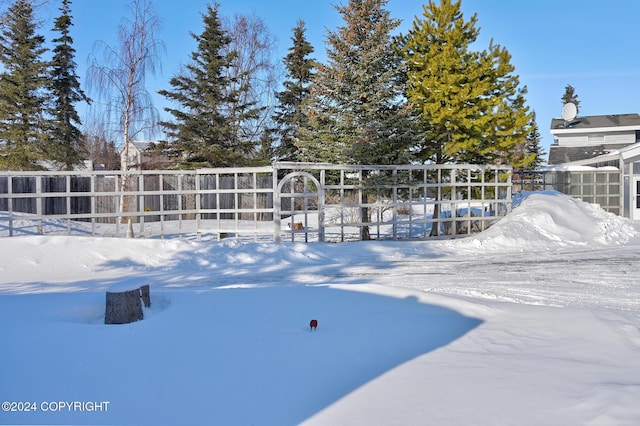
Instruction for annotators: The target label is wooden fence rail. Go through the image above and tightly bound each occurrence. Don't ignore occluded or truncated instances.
[0,163,512,242]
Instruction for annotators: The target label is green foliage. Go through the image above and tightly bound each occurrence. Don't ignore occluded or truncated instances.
[561,84,580,115]
[272,20,316,162]
[49,0,91,170]
[397,0,531,167]
[522,112,546,170]
[299,0,415,166]
[0,0,50,170]
[159,4,253,167]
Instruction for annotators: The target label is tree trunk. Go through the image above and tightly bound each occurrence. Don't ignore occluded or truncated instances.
[105,288,144,324]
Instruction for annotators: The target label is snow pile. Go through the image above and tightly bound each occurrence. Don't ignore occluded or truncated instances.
[1,191,640,425]
[465,190,637,251]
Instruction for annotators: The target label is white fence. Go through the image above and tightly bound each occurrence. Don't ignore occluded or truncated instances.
[0,163,512,242]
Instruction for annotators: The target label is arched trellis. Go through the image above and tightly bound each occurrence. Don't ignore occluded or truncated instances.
[275,171,324,243]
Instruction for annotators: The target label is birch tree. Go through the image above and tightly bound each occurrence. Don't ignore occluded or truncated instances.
[86,0,164,222]
[87,0,164,172]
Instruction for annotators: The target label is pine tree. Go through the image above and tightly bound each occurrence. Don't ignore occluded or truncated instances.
[159,4,248,168]
[0,0,50,170]
[272,20,316,162]
[299,0,414,165]
[561,84,580,115]
[397,0,531,236]
[523,112,546,171]
[397,0,531,166]
[49,0,91,170]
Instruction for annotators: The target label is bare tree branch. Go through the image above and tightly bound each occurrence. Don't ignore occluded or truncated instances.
[86,0,165,164]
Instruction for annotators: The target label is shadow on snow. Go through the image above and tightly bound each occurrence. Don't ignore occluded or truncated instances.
[0,285,481,425]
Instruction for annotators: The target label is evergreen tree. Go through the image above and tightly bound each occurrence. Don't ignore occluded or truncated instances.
[561,84,580,115]
[523,112,546,171]
[252,127,275,165]
[299,0,414,240]
[0,0,50,170]
[159,3,248,168]
[299,0,414,165]
[397,0,530,236]
[397,0,531,166]
[272,20,316,162]
[49,0,91,170]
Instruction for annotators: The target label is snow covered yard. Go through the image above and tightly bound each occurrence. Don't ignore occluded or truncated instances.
[1,190,640,425]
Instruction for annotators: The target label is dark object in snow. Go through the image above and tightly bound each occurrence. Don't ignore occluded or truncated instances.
[105,284,151,324]
[309,319,318,331]
[140,284,151,308]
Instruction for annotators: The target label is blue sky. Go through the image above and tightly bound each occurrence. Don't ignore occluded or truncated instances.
[36,0,640,161]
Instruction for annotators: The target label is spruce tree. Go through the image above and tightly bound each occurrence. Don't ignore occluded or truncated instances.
[397,0,531,166]
[299,0,414,165]
[299,0,414,239]
[523,112,546,171]
[0,0,50,170]
[49,0,91,170]
[561,84,580,115]
[159,4,247,168]
[272,20,316,162]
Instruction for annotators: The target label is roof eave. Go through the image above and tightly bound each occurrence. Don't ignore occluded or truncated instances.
[550,125,640,135]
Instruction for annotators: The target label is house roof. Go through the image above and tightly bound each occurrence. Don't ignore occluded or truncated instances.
[551,113,640,130]
[131,141,154,151]
[560,140,640,167]
[550,113,640,134]
[119,141,154,155]
[548,144,629,165]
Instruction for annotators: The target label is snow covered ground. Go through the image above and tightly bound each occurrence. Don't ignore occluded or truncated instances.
[1,190,640,425]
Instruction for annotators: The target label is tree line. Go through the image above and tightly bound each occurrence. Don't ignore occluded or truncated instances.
[0,0,547,172]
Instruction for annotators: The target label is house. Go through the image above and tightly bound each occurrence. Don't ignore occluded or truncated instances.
[548,113,640,165]
[120,141,170,170]
[546,112,640,220]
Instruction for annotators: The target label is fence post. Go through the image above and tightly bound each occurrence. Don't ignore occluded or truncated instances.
[273,166,281,243]
[36,176,43,235]
[8,177,13,237]
[195,170,201,241]
[138,174,145,237]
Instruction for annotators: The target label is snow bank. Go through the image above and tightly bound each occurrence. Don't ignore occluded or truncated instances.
[462,190,637,251]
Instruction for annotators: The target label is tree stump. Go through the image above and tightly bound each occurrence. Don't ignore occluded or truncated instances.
[105,282,150,324]
[140,284,151,308]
